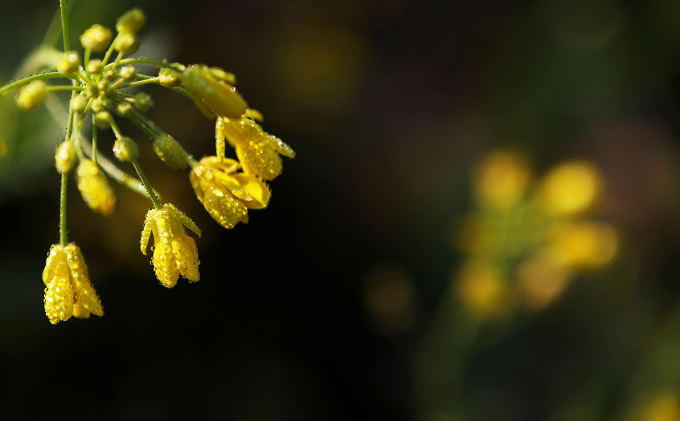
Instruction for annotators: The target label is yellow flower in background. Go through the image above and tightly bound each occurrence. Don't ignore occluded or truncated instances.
[544,221,618,269]
[516,255,569,310]
[473,150,530,209]
[42,243,104,325]
[633,390,680,421]
[455,261,511,319]
[140,203,201,288]
[190,156,271,229]
[215,114,295,181]
[537,161,602,215]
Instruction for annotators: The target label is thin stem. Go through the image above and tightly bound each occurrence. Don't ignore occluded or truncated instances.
[46,85,82,92]
[132,160,162,209]
[0,72,76,96]
[122,77,160,88]
[59,0,71,51]
[108,115,123,139]
[59,172,69,246]
[91,114,98,164]
[105,57,179,71]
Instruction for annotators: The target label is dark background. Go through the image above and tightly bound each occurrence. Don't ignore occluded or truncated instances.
[2,0,680,420]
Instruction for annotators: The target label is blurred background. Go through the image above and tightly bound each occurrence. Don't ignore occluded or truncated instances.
[2,0,680,420]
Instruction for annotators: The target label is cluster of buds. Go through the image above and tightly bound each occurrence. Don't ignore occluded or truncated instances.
[0,7,294,324]
[454,150,618,318]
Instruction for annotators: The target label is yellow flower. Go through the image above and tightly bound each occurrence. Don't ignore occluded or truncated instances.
[140,203,201,288]
[190,156,271,229]
[42,243,104,325]
[180,65,247,118]
[215,114,295,181]
[537,161,602,215]
[473,150,530,209]
[76,159,117,216]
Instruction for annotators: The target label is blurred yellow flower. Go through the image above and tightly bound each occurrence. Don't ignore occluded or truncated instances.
[455,261,511,318]
[215,115,295,181]
[42,243,104,325]
[634,390,680,421]
[473,150,530,209]
[140,203,201,288]
[544,221,618,269]
[516,255,569,310]
[537,161,602,215]
[76,159,117,216]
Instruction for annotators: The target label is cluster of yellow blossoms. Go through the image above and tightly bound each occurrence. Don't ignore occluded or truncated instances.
[0,7,293,324]
[454,150,618,318]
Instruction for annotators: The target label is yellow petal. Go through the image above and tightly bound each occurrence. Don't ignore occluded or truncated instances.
[64,243,104,317]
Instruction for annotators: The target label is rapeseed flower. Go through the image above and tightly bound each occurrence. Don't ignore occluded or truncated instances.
[140,203,201,288]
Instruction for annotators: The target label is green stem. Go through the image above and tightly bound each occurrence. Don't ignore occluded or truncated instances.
[46,85,82,92]
[132,160,162,209]
[0,72,75,96]
[59,172,69,246]
[122,77,160,88]
[108,115,123,138]
[91,114,98,164]
[105,57,179,71]
[59,0,71,51]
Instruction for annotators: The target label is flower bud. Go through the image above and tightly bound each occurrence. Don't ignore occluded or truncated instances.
[16,81,47,111]
[153,134,188,169]
[133,92,153,111]
[180,65,247,118]
[113,32,139,55]
[80,24,113,52]
[57,51,80,73]
[54,141,77,174]
[116,8,146,34]
[71,94,88,112]
[158,68,181,87]
[116,102,133,116]
[119,65,136,81]
[113,136,138,162]
[76,159,116,216]
[94,111,111,128]
[86,59,103,75]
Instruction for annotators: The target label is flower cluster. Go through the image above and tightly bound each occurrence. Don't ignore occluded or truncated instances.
[454,150,618,318]
[0,5,294,324]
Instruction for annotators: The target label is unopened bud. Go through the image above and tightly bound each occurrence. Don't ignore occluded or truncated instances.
[133,92,153,111]
[209,67,236,85]
[71,94,88,112]
[116,8,146,34]
[94,111,111,128]
[119,65,136,81]
[153,134,188,170]
[158,68,181,87]
[80,24,113,52]
[16,81,47,111]
[86,59,103,75]
[76,159,117,216]
[57,51,80,73]
[54,141,77,174]
[113,136,138,162]
[180,65,247,118]
[116,102,133,116]
[113,32,139,55]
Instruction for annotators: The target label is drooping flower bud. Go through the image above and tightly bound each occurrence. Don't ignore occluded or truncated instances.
[158,68,181,87]
[76,159,117,216]
[80,24,113,52]
[54,141,77,174]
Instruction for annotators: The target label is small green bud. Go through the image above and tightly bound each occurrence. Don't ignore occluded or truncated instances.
[87,59,103,75]
[16,81,48,111]
[158,68,181,87]
[102,69,117,83]
[54,141,77,174]
[133,92,153,111]
[113,32,139,55]
[153,134,188,169]
[91,97,105,113]
[80,24,113,52]
[119,65,136,81]
[71,94,88,113]
[116,102,133,116]
[113,136,138,162]
[116,8,146,34]
[57,51,80,73]
[94,111,112,128]
[180,65,247,118]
